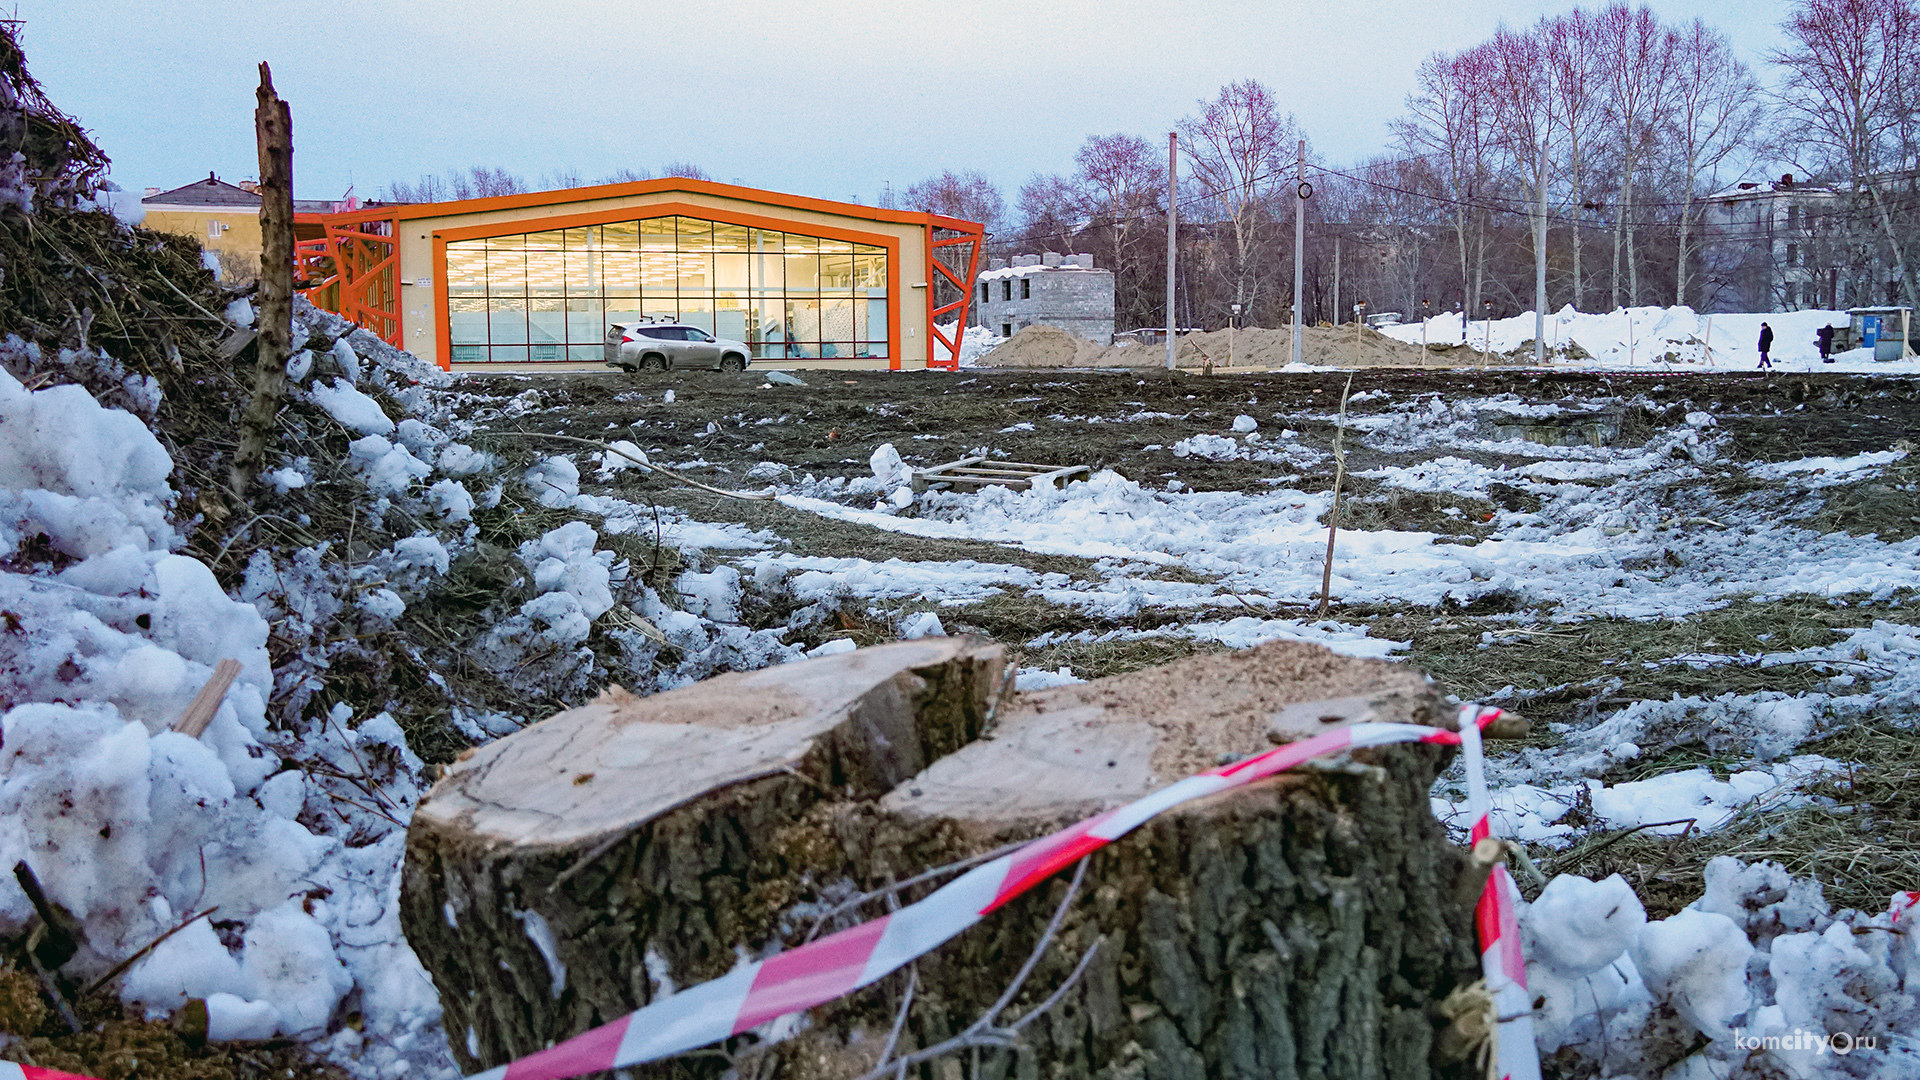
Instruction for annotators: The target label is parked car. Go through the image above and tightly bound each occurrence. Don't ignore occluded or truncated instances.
[604,322,752,371]
[1364,312,1404,329]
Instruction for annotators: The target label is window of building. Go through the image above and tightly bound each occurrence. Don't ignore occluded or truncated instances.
[1786,243,1798,266]
[1787,205,1800,230]
[446,215,889,362]
[980,283,989,305]
[1021,278,1031,300]
[1002,323,1012,337]
[207,219,228,238]
[1002,280,1012,302]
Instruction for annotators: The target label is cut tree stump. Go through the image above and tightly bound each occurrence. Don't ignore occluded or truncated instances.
[402,639,1486,1080]
[401,637,1008,1072]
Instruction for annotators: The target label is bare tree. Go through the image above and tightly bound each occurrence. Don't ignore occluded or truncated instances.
[903,169,1006,232]
[1485,23,1559,351]
[1075,133,1165,285]
[1774,0,1920,306]
[1667,18,1762,307]
[1015,172,1086,255]
[601,166,651,184]
[1543,8,1604,309]
[1178,79,1299,319]
[660,160,713,181]
[1398,48,1500,315]
[1596,2,1678,308]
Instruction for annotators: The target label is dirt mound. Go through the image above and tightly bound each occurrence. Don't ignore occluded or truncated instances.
[976,322,1442,369]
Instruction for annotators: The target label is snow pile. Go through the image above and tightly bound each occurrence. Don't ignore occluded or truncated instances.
[0,367,448,1076]
[0,365,176,558]
[1379,304,1920,374]
[936,321,1003,367]
[1526,860,1920,1077]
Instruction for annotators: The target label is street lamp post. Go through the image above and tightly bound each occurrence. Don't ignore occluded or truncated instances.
[1229,302,1242,369]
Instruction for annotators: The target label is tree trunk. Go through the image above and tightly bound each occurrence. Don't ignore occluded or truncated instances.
[230,63,293,503]
[402,639,1484,1080]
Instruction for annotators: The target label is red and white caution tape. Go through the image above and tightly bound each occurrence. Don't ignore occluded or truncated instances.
[468,707,1541,1080]
[0,1064,102,1080]
[1893,890,1920,923]
[1459,708,1543,1080]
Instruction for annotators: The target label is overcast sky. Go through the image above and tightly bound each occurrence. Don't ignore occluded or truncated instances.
[22,0,1793,207]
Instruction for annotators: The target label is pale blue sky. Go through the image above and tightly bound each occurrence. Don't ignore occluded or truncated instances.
[20,0,1793,205]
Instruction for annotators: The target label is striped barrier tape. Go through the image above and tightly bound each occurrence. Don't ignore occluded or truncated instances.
[1460,712,1543,1080]
[0,708,1541,1080]
[1893,891,1920,923]
[0,1065,100,1080]
[467,705,1540,1080]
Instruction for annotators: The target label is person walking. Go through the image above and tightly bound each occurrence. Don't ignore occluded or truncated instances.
[1758,321,1774,369]
[1817,324,1835,362]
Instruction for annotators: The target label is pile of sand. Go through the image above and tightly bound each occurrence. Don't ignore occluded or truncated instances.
[975,323,1442,369]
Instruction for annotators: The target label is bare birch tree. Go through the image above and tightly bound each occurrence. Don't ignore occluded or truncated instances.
[1597,2,1678,309]
[1178,80,1299,318]
[1667,18,1762,308]
[1542,8,1604,310]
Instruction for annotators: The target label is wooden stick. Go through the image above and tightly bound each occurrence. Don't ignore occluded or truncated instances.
[1317,372,1355,617]
[172,658,243,738]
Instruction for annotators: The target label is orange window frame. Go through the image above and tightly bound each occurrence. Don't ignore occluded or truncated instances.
[429,203,905,371]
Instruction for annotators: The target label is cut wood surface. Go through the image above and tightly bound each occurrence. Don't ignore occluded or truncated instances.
[887,643,1443,825]
[401,637,1008,1073]
[402,638,1482,1080]
[413,637,1003,849]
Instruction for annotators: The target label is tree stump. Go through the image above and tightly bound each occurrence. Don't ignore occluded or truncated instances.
[402,639,1486,1080]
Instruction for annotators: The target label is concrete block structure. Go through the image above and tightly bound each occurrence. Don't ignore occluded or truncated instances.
[974,252,1114,343]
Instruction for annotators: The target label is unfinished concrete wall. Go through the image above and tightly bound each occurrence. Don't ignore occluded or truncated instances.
[977,253,1115,343]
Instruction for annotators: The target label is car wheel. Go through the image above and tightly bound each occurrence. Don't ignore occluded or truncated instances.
[719,354,746,372]
[641,353,668,371]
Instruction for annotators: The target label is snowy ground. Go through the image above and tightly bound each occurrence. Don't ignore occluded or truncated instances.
[1380,303,1920,376]
[5,318,1919,1078]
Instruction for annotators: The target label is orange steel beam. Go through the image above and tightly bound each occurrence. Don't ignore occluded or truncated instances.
[925,220,983,370]
[309,219,402,349]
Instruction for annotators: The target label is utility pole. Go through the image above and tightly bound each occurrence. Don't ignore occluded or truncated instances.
[1290,138,1306,368]
[1166,132,1178,370]
[1533,140,1548,367]
[1333,234,1342,326]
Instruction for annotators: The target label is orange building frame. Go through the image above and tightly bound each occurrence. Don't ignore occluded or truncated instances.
[305,178,984,371]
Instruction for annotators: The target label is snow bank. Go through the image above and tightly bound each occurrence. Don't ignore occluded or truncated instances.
[1380,304,1920,374]
[1526,860,1920,1077]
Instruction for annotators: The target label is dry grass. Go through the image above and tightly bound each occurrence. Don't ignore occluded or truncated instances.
[1531,723,1920,917]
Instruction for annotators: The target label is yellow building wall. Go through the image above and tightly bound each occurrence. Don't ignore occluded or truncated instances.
[388,189,936,370]
[141,206,263,273]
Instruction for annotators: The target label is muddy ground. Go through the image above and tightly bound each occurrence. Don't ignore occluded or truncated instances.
[446,365,1920,915]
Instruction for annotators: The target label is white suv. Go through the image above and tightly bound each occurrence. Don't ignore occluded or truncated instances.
[604,322,752,372]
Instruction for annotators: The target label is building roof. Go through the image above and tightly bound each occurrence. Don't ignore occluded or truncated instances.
[144,173,258,207]
[143,172,338,214]
[314,176,983,232]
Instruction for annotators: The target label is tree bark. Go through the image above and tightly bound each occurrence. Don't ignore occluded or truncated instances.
[402,639,1483,1080]
[230,63,292,503]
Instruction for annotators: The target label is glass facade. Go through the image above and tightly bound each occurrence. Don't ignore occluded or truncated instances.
[445,215,890,363]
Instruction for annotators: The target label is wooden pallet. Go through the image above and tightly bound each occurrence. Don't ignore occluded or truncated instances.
[911,456,1090,492]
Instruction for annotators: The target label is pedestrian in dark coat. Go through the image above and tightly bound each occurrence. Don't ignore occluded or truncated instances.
[1817,324,1835,362]
[1758,322,1774,369]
